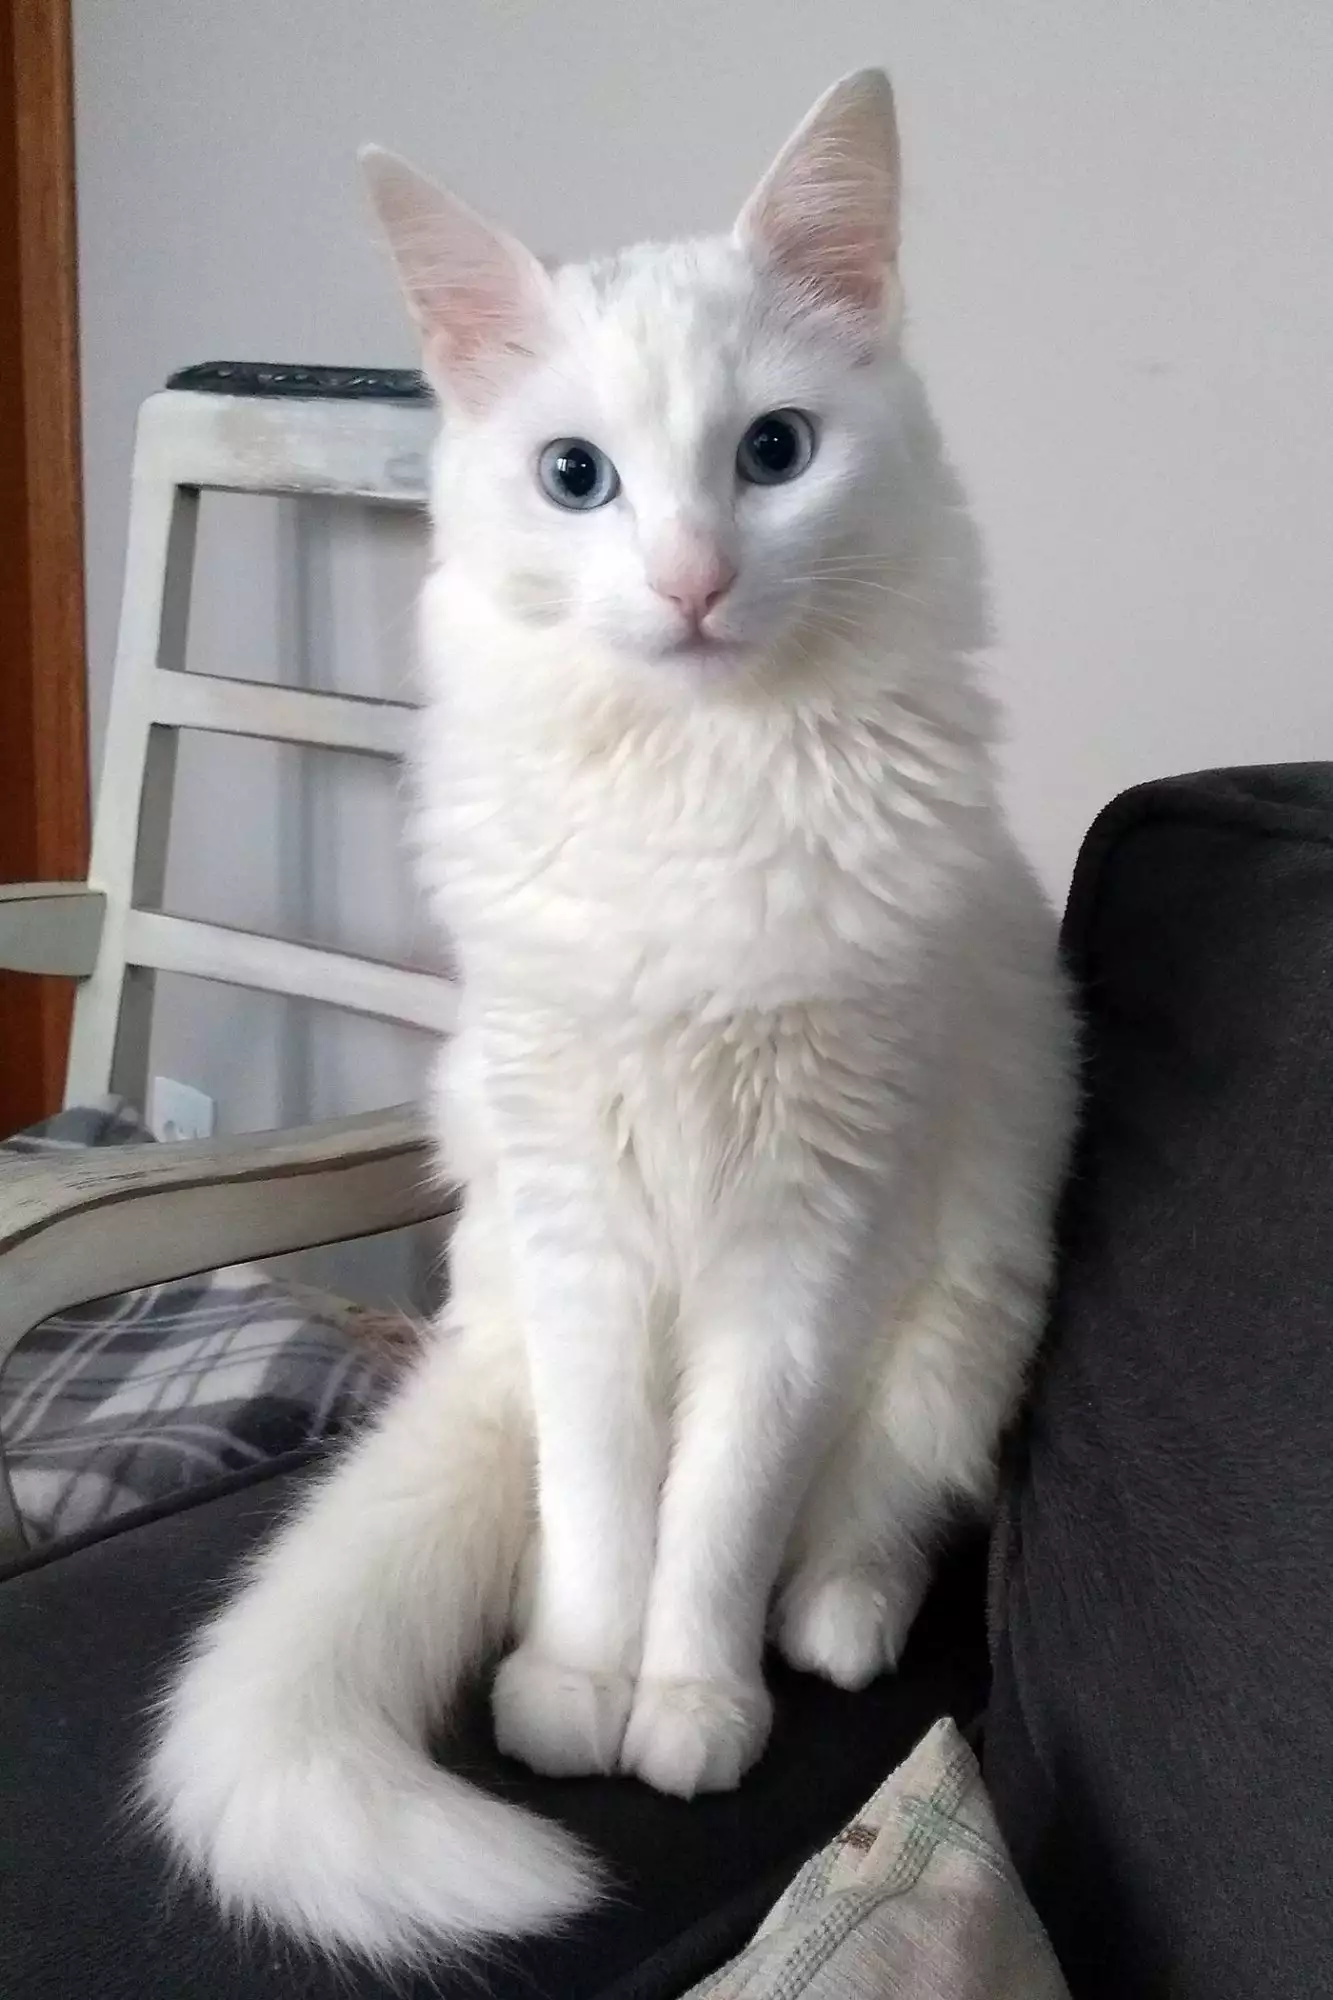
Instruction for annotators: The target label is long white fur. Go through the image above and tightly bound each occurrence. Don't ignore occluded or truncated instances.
[144,69,1075,1968]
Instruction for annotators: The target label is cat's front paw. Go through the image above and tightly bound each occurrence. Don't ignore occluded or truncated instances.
[619,1676,772,1797]
[776,1568,918,1689]
[492,1646,634,1777]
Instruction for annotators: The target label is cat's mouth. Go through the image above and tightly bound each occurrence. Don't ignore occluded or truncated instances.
[659,631,748,676]
[656,624,748,664]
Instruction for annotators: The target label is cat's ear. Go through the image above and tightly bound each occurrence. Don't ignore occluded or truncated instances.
[361,146,553,406]
[735,69,901,331]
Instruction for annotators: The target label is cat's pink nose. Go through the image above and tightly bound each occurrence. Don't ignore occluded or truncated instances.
[649,552,737,628]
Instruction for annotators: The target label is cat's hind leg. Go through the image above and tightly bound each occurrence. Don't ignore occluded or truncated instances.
[776,1259,1042,1688]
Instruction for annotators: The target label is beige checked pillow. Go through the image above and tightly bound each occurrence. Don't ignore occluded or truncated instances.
[688,1718,1069,2000]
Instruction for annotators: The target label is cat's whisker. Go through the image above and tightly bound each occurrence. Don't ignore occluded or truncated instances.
[798,552,906,569]
[788,573,928,609]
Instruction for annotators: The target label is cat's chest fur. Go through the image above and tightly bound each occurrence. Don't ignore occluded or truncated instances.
[416,679,985,1026]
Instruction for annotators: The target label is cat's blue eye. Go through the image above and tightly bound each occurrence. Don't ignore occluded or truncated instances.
[737,409,816,487]
[537,438,620,511]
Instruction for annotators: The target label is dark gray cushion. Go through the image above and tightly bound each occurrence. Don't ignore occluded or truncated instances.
[986,765,1333,1999]
[0,1450,987,1999]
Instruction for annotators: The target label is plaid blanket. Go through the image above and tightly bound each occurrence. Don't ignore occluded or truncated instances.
[0,1102,406,1546]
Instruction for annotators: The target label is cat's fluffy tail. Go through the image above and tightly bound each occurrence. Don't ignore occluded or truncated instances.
[142,1329,597,1965]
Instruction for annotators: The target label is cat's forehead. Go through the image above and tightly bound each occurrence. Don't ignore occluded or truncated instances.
[553,237,784,427]
[575,237,751,330]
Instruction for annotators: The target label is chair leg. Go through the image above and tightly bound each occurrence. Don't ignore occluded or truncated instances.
[64,472,197,1107]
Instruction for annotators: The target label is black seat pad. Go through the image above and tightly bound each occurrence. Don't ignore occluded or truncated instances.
[2,1449,987,1999]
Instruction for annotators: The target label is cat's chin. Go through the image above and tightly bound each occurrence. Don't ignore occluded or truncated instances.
[650,634,753,683]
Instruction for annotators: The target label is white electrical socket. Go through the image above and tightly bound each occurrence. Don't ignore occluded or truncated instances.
[148,1076,216,1144]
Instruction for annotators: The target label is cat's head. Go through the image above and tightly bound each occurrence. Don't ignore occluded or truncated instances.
[365,71,932,693]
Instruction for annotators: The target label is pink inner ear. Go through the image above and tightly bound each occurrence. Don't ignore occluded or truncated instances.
[737,72,901,323]
[363,148,551,403]
[404,220,548,403]
[762,180,894,314]
[422,254,539,377]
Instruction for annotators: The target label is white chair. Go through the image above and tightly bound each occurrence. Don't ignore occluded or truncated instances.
[0,365,456,1555]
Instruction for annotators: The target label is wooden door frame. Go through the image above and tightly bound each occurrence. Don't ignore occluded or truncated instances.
[0,0,89,1130]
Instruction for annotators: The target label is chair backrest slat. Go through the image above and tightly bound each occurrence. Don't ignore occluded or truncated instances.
[151,671,415,760]
[141,386,435,505]
[122,913,454,1037]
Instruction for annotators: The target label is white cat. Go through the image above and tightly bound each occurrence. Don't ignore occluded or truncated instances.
[144,69,1075,1968]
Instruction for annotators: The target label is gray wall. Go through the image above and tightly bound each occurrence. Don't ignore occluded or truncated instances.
[74,0,1333,1145]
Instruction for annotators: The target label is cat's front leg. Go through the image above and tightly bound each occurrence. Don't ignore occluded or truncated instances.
[620,1216,869,1798]
[489,1142,663,1779]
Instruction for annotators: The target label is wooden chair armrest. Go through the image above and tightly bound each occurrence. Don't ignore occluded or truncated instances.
[0,883,106,976]
[0,1103,447,1360]
[0,1106,451,1554]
